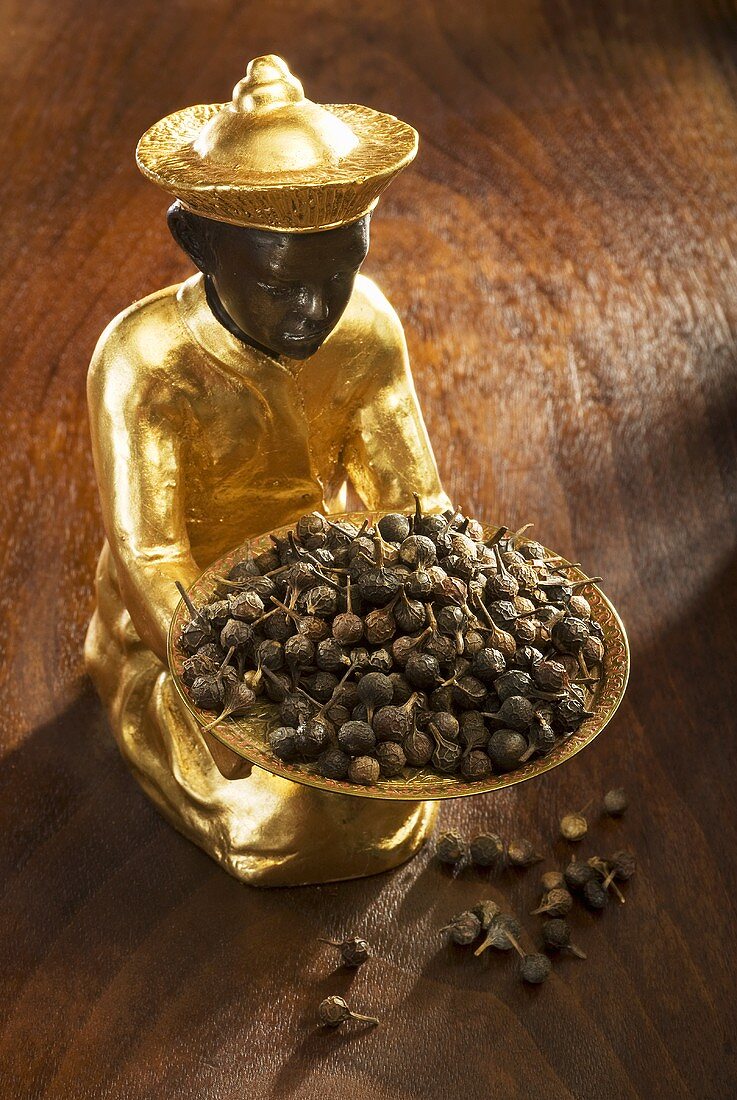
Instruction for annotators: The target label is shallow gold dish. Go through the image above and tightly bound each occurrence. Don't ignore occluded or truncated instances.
[168,513,630,801]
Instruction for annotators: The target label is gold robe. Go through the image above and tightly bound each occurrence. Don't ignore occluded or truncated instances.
[84,270,450,885]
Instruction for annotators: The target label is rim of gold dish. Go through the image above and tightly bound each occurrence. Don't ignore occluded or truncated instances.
[168,513,630,801]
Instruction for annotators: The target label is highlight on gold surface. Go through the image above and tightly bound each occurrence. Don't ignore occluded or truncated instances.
[168,513,630,802]
[136,54,418,231]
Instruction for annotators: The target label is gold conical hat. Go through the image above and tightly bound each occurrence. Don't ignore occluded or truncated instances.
[136,55,418,232]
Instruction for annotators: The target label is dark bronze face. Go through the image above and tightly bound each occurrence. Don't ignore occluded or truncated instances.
[168,202,370,359]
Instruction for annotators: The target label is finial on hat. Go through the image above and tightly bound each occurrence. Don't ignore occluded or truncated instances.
[192,53,358,170]
[232,55,305,114]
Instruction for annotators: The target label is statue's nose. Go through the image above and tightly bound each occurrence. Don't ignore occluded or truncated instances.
[301,288,329,324]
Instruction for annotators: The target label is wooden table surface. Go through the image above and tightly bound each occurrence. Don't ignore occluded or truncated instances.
[2,1,736,1096]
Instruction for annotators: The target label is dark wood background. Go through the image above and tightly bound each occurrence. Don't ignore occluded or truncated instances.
[2,1,736,1096]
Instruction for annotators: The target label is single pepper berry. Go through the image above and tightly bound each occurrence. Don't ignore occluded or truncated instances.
[255,638,285,671]
[403,728,434,767]
[459,711,489,752]
[518,539,546,561]
[560,807,590,841]
[609,849,637,880]
[469,832,505,868]
[540,870,566,892]
[405,651,441,690]
[190,674,225,711]
[220,618,255,653]
[378,512,411,543]
[182,651,220,686]
[461,750,493,781]
[551,615,590,654]
[487,599,519,627]
[394,592,427,634]
[303,670,339,704]
[519,952,552,985]
[582,634,605,665]
[320,936,371,968]
[315,748,351,780]
[286,686,329,728]
[583,878,609,910]
[358,539,404,605]
[318,996,379,1028]
[302,582,339,614]
[512,617,538,645]
[228,588,265,623]
[295,511,328,546]
[203,598,232,629]
[435,830,468,865]
[568,593,591,618]
[373,695,419,742]
[441,909,482,945]
[313,637,346,672]
[603,788,628,816]
[338,720,376,756]
[541,918,586,958]
[404,568,433,599]
[531,887,573,917]
[485,571,520,601]
[284,632,316,669]
[486,695,536,731]
[507,839,543,868]
[432,737,463,774]
[347,755,380,785]
[368,648,394,674]
[332,578,364,646]
[487,729,528,772]
[508,645,541,671]
[199,680,256,732]
[452,675,488,710]
[363,605,397,646]
[531,658,568,694]
[269,725,299,761]
[472,900,501,927]
[375,741,406,778]
[295,718,333,760]
[494,670,535,701]
[427,711,461,744]
[474,913,522,956]
[436,604,466,640]
[556,694,595,727]
[356,671,394,720]
[564,858,596,892]
[263,609,293,642]
[471,647,507,683]
[400,534,437,569]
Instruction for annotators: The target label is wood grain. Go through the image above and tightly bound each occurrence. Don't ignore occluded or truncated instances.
[1,1,736,1096]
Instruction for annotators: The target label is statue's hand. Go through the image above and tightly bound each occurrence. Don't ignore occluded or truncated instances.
[117,556,201,668]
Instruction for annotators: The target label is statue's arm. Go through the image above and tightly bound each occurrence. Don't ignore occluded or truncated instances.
[87,327,200,666]
[342,292,452,514]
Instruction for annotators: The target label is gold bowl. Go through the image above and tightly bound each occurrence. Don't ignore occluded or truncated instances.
[168,513,630,801]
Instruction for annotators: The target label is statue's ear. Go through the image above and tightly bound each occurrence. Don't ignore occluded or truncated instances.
[167,201,215,273]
